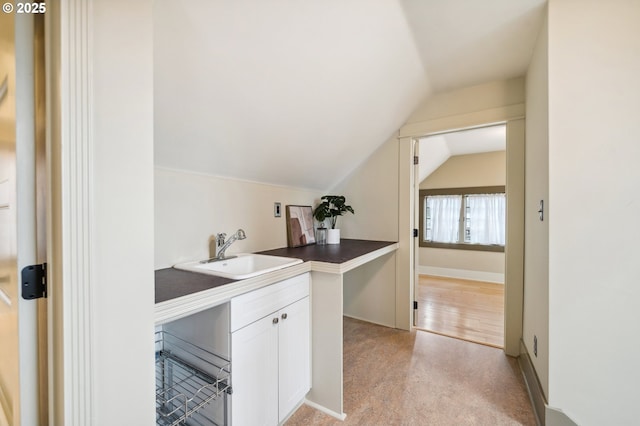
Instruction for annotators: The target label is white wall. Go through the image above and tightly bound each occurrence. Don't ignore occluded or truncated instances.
[330,136,399,242]
[403,77,525,130]
[524,9,549,398]
[343,252,396,327]
[547,1,640,424]
[419,151,506,283]
[329,136,399,326]
[419,248,505,283]
[155,168,322,269]
[80,1,155,424]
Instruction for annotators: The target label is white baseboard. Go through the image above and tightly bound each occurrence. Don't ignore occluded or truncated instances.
[518,340,579,426]
[546,406,578,426]
[303,399,347,421]
[518,341,546,425]
[280,399,307,425]
[343,313,395,329]
[418,266,504,284]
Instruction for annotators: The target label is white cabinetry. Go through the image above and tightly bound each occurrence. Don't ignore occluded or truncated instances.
[277,297,310,419]
[231,273,310,425]
[231,310,279,425]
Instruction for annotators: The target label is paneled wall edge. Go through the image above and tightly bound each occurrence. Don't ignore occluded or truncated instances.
[52,0,94,424]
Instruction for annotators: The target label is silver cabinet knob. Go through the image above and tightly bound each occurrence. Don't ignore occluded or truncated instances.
[281,313,288,320]
[272,317,279,324]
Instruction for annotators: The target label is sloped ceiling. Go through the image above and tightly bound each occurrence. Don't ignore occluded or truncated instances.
[154,0,545,191]
[418,125,506,183]
[401,0,546,92]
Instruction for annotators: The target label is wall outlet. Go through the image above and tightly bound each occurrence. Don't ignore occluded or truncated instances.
[274,202,281,217]
[533,335,538,357]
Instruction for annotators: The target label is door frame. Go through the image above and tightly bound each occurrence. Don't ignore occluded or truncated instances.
[16,12,48,426]
[397,112,525,357]
[410,123,507,347]
[0,11,48,426]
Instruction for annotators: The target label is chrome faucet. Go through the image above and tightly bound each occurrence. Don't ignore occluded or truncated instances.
[201,229,247,263]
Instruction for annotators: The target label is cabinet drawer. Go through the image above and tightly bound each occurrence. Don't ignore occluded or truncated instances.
[230,273,309,332]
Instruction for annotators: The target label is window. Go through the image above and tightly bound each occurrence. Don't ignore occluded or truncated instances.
[419,186,505,252]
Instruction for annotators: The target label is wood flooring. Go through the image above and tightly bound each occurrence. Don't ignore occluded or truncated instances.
[416,275,504,348]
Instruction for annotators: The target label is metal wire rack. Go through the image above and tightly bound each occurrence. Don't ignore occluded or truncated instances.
[156,331,232,426]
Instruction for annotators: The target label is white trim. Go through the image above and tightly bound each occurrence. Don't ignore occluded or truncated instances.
[55,0,94,424]
[412,121,508,139]
[156,263,311,325]
[342,314,395,329]
[303,399,347,421]
[418,265,504,284]
[519,340,546,425]
[518,341,579,426]
[399,104,525,138]
[309,243,398,275]
[15,13,40,426]
[396,137,415,331]
[404,116,523,355]
[546,406,578,426]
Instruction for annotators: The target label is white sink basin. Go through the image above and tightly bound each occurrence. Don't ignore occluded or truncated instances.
[174,253,303,280]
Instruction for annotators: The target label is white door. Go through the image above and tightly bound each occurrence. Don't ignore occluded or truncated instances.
[231,314,279,426]
[278,297,310,422]
[0,13,46,426]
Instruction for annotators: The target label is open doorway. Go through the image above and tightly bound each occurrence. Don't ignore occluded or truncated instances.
[414,124,506,348]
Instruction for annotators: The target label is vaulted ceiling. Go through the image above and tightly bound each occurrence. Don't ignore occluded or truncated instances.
[418,124,506,183]
[154,0,545,190]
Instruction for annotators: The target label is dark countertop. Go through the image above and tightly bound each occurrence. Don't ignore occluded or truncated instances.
[155,239,396,304]
[258,239,396,263]
[155,268,236,304]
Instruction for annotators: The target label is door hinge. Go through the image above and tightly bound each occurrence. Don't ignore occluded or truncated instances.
[413,155,419,165]
[22,263,47,300]
[413,228,418,238]
[413,301,418,310]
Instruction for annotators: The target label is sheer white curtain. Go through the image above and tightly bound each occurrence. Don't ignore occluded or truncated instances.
[466,194,506,245]
[427,195,462,243]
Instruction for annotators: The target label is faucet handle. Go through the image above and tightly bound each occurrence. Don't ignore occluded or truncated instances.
[216,233,227,246]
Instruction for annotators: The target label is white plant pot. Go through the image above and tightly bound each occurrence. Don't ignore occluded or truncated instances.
[327,229,341,244]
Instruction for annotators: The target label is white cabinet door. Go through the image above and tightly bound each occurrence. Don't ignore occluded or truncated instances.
[231,314,279,426]
[230,275,311,426]
[278,297,310,422]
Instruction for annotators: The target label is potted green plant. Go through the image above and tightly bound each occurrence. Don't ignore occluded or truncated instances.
[313,195,355,244]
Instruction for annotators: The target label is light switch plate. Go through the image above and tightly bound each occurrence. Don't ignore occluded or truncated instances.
[274,202,281,217]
